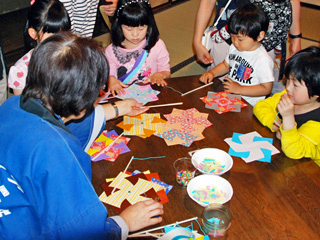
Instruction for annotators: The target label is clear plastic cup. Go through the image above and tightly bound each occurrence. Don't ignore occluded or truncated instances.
[173,157,196,187]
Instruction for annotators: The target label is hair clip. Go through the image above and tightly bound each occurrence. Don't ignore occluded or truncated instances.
[30,0,36,5]
[116,0,151,17]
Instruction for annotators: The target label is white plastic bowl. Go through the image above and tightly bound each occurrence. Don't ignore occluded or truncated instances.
[187,175,233,207]
[191,148,233,175]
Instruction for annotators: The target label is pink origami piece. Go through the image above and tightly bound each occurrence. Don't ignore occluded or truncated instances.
[155,108,212,147]
[116,84,160,105]
[87,130,131,162]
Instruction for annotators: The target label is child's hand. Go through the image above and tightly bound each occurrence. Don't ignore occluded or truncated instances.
[272,119,282,132]
[277,93,294,118]
[108,76,128,96]
[222,77,242,94]
[199,72,214,84]
[143,73,167,87]
[277,93,295,131]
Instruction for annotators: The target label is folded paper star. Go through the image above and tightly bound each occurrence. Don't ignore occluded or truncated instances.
[117,113,166,138]
[224,131,280,163]
[155,108,212,147]
[201,91,247,114]
[116,84,160,105]
[99,171,170,214]
[87,130,130,162]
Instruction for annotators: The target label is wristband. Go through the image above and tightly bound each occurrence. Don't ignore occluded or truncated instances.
[111,102,119,117]
[289,33,302,39]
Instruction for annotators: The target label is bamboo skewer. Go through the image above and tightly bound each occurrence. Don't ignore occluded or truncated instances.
[181,82,213,96]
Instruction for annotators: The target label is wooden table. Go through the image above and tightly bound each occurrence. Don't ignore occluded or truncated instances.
[92,75,320,239]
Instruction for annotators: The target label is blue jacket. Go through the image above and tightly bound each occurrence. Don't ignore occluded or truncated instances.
[0,96,126,239]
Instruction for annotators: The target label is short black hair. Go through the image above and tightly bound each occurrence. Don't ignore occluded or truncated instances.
[23,32,109,117]
[228,3,269,41]
[111,0,159,51]
[25,0,71,51]
[285,46,320,102]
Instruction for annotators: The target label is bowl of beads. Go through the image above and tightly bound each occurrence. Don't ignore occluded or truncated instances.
[187,175,233,207]
[173,157,196,187]
[191,148,233,175]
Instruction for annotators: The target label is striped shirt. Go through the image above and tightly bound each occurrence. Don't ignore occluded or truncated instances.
[60,0,99,38]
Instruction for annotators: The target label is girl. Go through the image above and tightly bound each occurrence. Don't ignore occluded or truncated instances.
[105,0,171,96]
[8,0,71,95]
[253,47,320,165]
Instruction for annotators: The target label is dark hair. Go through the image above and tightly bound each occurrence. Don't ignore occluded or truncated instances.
[228,3,269,41]
[23,32,109,117]
[285,46,320,102]
[24,0,71,51]
[111,0,159,51]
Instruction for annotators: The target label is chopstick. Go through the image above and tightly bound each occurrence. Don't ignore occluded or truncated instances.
[110,156,134,195]
[91,132,124,161]
[181,82,213,96]
[144,102,183,108]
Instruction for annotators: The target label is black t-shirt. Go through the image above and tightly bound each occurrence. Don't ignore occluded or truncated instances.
[295,107,320,129]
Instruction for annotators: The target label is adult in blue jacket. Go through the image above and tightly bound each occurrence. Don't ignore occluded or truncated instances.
[0,32,163,239]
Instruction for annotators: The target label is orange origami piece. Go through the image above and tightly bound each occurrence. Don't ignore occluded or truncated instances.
[117,113,166,138]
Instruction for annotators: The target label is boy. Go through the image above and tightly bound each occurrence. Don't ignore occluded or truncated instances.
[199,3,274,106]
[0,32,162,239]
[254,47,320,165]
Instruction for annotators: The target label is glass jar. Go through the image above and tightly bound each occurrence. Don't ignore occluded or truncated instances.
[202,203,232,239]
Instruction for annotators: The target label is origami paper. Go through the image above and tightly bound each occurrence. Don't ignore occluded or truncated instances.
[117,113,166,138]
[116,84,160,105]
[224,131,280,163]
[87,130,130,162]
[99,171,170,214]
[155,108,212,147]
[201,91,247,114]
[98,92,114,103]
[129,217,208,239]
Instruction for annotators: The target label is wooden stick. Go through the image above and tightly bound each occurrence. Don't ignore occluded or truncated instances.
[213,0,232,28]
[146,102,183,108]
[110,156,134,195]
[181,82,213,96]
[92,132,124,161]
[129,217,198,237]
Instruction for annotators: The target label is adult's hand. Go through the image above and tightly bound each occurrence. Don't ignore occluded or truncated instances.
[116,99,149,116]
[120,199,164,232]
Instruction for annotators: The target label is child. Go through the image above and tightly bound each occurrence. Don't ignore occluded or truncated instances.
[105,0,171,96]
[254,47,320,165]
[199,3,274,106]
[0,32,162,239]
[8,0,71,95]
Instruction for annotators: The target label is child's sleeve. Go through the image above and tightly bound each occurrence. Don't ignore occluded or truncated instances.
[8,62,28,90]
[155,39,170,73]
[280,121,320,162]
[255,54,274,84]
[253,91,284,131]
[105,45,118,78]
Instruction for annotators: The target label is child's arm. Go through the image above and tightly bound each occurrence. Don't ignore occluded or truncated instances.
[278,94,320,160]
[108,76,128,96]
[223,79,273,97]
[199,60,229,84]
[253,91,284,131]
[143,71,170,86]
